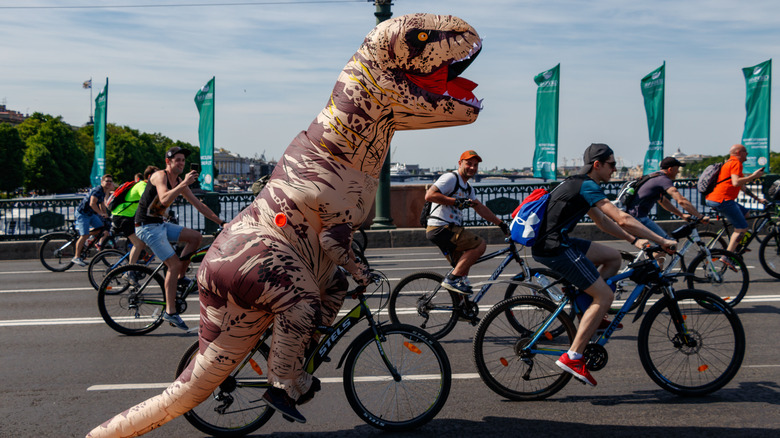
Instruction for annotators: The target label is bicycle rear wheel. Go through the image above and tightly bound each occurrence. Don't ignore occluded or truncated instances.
[473,295,575,401]
[39,233,76,272]
[387,272,459,339]
[97,264,165,335]
[343,323,451,431]
[758,229,780,279]
[88,249,127,291]
[637,289,745,396]
[685,249,749,307]
[176,340,275,437]
[698,231,728,250]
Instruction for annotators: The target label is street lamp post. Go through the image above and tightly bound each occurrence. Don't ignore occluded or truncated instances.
[370,0,396,229]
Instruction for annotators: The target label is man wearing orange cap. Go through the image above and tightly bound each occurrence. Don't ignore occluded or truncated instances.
[425,150,509,294]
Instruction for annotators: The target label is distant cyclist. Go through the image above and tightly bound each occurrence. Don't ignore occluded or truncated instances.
[110,166,158,267]
[627,156,709,238]
[705,144,766,266]
[72,174,114,266]
[134,147,225,331]
[531,143,675,387]
[424,150,509,295]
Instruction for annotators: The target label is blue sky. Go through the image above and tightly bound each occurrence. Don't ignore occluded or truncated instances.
[1,0,778,171]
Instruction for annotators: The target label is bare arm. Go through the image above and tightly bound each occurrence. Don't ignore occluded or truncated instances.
[154,170,197,208]
[593,199,675,248]
[730,168,764,187]
[180,184,224,225]
[89,195,108,217]
[472,199,503,225]
[664,187,704,218]
[425,185,455,206]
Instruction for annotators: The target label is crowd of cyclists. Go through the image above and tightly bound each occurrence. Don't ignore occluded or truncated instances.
[62,142,773,434]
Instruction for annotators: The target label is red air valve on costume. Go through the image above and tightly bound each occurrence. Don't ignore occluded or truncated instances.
[274,212,287,227]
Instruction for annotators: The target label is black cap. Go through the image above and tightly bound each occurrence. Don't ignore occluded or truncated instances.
[660,156,685,169]
[166,146,192,159]
[578,143,614,174]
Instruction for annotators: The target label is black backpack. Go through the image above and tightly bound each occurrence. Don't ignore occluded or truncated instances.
[614,172,662,209]
[419,172,470,226]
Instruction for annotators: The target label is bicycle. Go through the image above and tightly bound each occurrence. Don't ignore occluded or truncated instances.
[174,270,451,436]
[388,239,568,340]
[96,244,209,335]
[87,245,156,291]
[39,219,121,272]
[614,218,748,310]
[472,244,745,400]
[698,201,780,278]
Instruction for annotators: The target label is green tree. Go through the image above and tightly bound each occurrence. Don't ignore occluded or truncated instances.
[23,142,59,194]
[0,123,26,193]
[21,114,89,192]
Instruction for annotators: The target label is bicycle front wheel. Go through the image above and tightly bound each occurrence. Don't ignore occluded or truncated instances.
[637,289,745,396]
[685,249,749,307]
[473,295,575,401]
[176,340,274,437]
[387,272,459,339]
[88,249,127,290]
[97,264,165,335]
[39,233,76,272]
[758,229,780,279]
[343,323,451,431]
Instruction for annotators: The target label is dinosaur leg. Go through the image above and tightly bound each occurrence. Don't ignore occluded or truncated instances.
[87,297,272,438]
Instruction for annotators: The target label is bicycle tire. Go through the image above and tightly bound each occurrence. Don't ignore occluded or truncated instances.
[473,295,575,401]
[39,233,76,272]
[387,271,459,340]
[176,340,275,437]
[637,289,745,396]
[758,229,780,279]
[343,323,451,431]
[353,227,368,253]
[698,231,728,251]
[685,249,749,307]
[87,249,127,291]
[97,264,166,335]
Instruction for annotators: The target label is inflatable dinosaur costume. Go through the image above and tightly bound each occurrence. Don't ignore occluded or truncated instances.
[88,13,482,437]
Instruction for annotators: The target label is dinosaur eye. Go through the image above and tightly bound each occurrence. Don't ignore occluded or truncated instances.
[417,32,429,42]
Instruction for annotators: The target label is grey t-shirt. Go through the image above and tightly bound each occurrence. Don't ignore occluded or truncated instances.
[427,172,476,227]
[628,174,673,218]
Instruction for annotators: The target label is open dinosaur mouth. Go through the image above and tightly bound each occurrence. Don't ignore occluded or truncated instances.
[405,44,483,109]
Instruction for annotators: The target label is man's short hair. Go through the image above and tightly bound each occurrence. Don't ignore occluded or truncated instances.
[143,166,159,180]
[101,174,114,182]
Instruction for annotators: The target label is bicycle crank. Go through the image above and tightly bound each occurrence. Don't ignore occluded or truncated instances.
[584,344,608,371]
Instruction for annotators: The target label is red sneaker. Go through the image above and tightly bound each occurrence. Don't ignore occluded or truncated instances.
[556,353,597,386]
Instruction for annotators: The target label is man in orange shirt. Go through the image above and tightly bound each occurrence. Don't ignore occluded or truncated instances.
[705,144,766,259]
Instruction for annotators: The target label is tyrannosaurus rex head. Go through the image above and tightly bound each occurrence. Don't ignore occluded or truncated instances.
[360,13,482,130]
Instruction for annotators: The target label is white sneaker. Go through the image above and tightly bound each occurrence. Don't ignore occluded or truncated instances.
[71,257,87,267]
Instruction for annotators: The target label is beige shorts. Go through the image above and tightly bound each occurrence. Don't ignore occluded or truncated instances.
[426,225,483,266]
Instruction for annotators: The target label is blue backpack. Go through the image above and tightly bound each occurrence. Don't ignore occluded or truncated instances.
[509,188,550,247]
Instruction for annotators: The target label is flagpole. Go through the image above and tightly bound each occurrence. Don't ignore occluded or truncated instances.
[89,76,93,124]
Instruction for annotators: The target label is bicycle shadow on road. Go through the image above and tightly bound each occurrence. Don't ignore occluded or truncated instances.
[551,380,780,407]
[235,415,778,438]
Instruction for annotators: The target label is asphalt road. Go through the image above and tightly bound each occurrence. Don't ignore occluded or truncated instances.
[1,242,779,438]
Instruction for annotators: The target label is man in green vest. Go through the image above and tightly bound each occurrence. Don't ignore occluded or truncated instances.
[111,166,158,265]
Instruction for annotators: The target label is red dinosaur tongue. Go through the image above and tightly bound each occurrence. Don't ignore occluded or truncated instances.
[406,66,477,102]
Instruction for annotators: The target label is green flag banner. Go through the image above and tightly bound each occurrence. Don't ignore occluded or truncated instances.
[533,64,560,181]
[741,59,771,174]
[195,77,215,191]
[641,63,664,175]
[90,78,108,187]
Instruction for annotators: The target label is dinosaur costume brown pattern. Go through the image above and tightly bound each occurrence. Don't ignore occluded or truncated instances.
[88,13,482,437]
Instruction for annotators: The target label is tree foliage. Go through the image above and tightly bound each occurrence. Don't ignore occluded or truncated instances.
[0,123,26,193]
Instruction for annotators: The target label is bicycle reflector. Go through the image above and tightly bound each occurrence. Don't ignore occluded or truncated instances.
[403,342,422,354]
[698,365,709,372]
[274,212,287,227]
[249,358,264,376]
